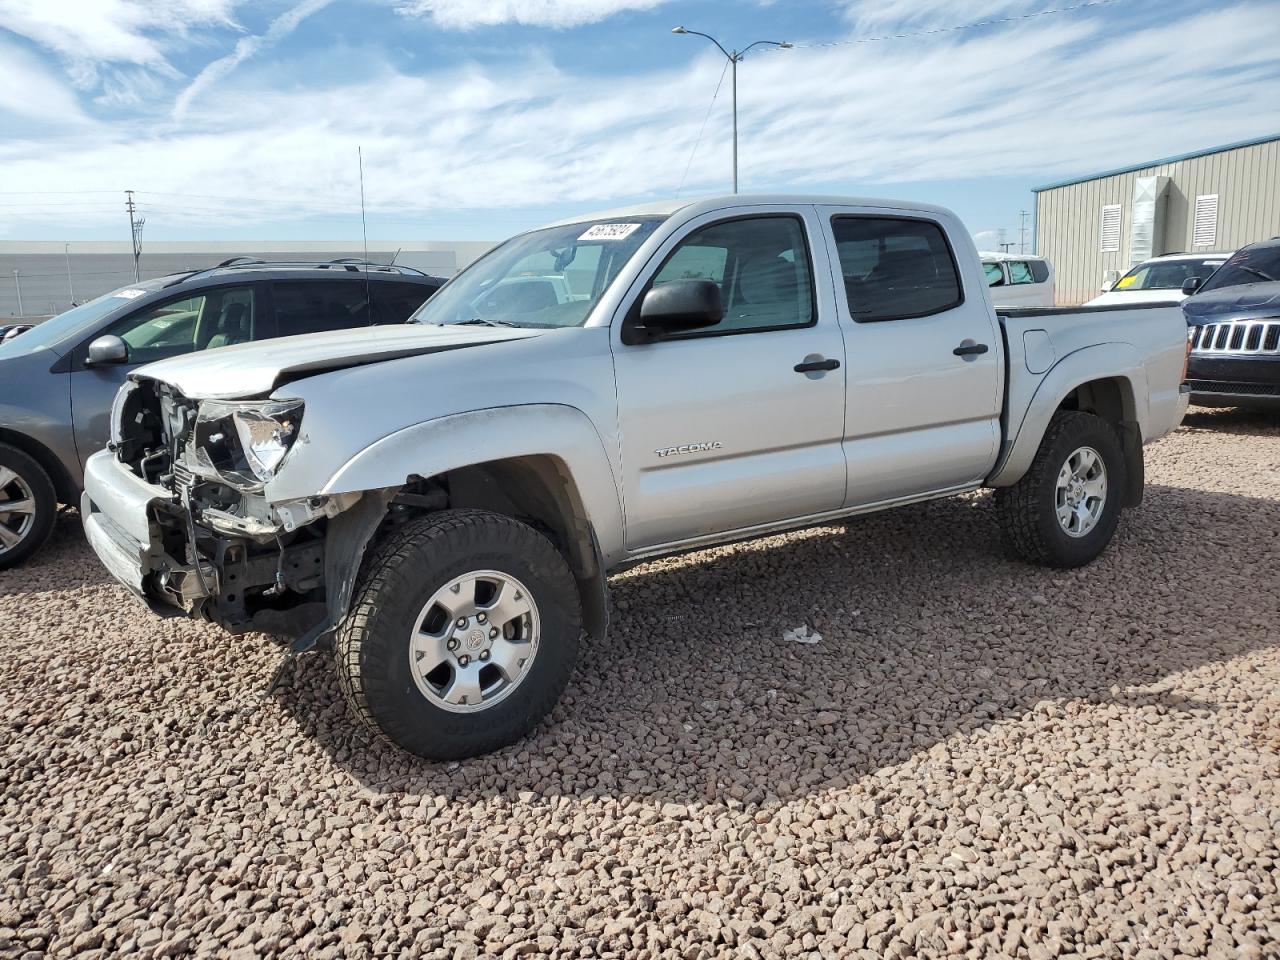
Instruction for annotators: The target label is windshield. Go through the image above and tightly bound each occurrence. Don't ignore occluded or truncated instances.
[1111,258,1227,292]
[411,217,667,328]
[1200,245,1280,292]
[0,284,154,360]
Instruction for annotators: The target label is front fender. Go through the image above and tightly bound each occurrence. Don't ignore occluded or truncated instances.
[988,343,1148,488]
[315,404,626,563]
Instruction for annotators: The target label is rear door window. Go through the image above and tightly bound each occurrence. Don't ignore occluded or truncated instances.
[831,217,963,322]
[1008,261,1034,284]
[273,281,373,337]
[373,281,437,325]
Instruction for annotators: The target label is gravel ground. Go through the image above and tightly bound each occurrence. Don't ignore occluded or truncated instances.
[2,407,1278,959]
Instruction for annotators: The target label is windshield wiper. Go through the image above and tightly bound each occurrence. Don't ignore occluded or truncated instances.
[1234,265,1277,283]
[452,317,522,328]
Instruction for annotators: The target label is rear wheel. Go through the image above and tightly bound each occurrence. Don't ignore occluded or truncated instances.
[0,443,57,570]
[995,411,1127,568]
[336,509,581,760]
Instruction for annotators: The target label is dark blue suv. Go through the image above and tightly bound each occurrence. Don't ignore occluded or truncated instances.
[1183,239,1280,410]
[0,260,443,568]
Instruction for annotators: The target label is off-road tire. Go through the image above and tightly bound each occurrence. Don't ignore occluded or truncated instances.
[995,411,1127,569]
[335,508,581,760]
[0,443,57,570]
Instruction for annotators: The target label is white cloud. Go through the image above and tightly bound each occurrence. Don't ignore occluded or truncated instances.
[172,0,334,120]
[394,0,669,29]
[841,0,1044,32]
[0,37,88,123]
[1,0,1277,235]
[0,0,241,67]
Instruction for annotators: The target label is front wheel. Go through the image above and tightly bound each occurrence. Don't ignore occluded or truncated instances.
[335,509,581,760]
[995,411,1128,568]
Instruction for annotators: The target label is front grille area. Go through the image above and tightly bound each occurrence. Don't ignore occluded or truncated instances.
[1185,379,1280,397]
[1190,320,1280,355]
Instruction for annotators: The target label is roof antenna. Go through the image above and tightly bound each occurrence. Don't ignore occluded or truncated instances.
[358,146,372,312]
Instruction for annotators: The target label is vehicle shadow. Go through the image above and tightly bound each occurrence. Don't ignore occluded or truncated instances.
[275,481,1279,805]
[1181,404,1280,436]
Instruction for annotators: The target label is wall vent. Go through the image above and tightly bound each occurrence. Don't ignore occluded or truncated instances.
[1128,176,1169,266]
[1100,204,1121,252]
[1193,194,1219,247]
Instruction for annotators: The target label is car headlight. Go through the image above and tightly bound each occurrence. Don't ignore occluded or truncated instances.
[192,399,304,488]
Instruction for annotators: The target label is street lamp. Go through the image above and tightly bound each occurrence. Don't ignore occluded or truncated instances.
[672,26,792,194]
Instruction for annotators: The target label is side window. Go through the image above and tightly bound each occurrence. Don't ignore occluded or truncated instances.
[650,216,814,335]
[1028,260,1051,284]
[373,281,436,325]
[273,281,373,337]
[983,263,1006,286]
[830,217,963,322]
[1008,261,1034,284]
[111,286,256,363]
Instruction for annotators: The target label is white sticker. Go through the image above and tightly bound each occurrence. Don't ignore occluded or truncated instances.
[578,222,642,241]
[115,288,147,299]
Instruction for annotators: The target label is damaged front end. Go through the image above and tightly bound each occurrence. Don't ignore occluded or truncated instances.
[110,377,382,641]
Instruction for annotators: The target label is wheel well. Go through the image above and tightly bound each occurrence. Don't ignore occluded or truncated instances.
[1056,376,1135,429]
[0,428,77,505]
[372,455,607,640]
[1055,376,1144,508]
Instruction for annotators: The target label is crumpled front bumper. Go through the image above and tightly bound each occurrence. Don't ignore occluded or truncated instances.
[80,449,214,616]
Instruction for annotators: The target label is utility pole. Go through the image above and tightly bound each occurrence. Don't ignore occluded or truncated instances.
[64,242,75,305]
[125,190,145,282]
[997,227,1007,252]
[1019,210,1029,254]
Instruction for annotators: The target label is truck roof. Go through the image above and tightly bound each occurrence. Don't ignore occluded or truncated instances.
[540,194,958,230]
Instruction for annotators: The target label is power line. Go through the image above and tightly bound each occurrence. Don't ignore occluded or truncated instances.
[677,59,730,195]
[784,0,1120,48]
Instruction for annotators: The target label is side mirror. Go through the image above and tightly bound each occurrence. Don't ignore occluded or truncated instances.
[1100,280,1115,292]
[1181,277,1202,296]
[633,279,723,339]
[86,334,128,366]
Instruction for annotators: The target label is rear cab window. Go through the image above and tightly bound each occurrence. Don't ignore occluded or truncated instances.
[830,217,963,322]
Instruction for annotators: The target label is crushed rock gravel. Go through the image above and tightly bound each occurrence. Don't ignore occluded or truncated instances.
[2,406,1278,959]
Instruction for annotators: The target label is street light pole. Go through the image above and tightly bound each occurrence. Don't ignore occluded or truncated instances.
[672,27,792,194]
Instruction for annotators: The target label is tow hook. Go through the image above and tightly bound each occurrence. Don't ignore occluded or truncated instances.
[261,621,335,699]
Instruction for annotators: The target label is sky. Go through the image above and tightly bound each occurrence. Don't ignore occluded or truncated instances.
[2,0,1279,250]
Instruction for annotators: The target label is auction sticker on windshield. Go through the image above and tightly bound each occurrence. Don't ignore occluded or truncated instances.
[579,223,642,241]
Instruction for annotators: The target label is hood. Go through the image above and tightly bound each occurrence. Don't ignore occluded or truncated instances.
[133,323,546,399]
[1084,289,1186,307]
[1183,282,1280,324]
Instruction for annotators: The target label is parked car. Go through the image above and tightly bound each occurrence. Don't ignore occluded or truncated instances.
[0,323,34,342]
[79,195,1189,760]
[1085,252,1232,306]
[1183,238,1280,409]
[0,260,443,568]
[980,252,1055,306]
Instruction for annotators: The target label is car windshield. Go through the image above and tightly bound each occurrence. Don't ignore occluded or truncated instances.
[1111,258,1227,292]
[0,283,158,360]
[411,217,667,328]
[1199,246,1280,291]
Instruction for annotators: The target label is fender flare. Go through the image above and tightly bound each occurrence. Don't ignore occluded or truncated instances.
[988,343,1148,489]
[317,404,625,642]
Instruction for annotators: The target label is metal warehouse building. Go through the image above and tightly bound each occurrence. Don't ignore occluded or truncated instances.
[1034,134,1280,304]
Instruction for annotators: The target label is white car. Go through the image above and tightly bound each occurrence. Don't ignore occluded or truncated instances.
[1085,252,1232,306]
[980,253,1055,307]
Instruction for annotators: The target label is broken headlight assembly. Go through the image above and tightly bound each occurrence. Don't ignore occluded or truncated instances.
[192,399,304,489]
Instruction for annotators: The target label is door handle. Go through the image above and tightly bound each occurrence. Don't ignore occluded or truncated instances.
[794,357,841,373]
[953,342,989,357]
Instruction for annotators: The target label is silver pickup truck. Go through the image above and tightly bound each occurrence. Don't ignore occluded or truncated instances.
[81,195,1190,759]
